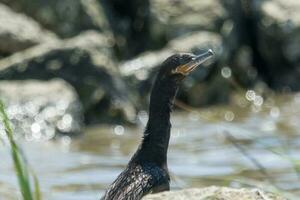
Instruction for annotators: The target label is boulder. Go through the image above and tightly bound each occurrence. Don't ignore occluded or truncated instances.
[150,0,227,40]
[143,186,286,200]
[0,4,57,56]
[100,0,151,59]
[0,0,109,38]
[221,0,300,91]
[121,31,222,79]
[0,79,82,138]
[0,31,136,124]
[120,31,228,107]
[256,0,300,91]
[218,0,260,89]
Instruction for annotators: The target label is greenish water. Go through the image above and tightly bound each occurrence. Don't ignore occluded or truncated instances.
[1,92,300,199]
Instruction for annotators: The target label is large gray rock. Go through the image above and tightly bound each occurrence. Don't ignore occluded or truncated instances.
[120,31,228,107]
[143,186,286,200]
[217,0,300,91]
[0,79,82,138]
[222,0,300,91]
[0,4,57,56]
[150,0,227,40]
[100,0,151,59]
[256,0,300,91]
[121,31,222,79]
[0,0,109,38]
[0,31,136,124]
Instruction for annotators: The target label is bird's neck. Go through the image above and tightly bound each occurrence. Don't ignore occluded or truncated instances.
[134,78,178,166]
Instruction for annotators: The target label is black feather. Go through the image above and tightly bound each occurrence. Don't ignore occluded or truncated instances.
[101,53,195,200]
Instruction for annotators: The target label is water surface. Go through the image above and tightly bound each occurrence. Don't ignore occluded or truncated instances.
[1,92,300,199]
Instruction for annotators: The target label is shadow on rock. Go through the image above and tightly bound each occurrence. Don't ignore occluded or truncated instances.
[0,31,136,125]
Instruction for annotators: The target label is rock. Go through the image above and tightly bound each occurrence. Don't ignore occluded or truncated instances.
[217,0,260,89]
[100,0,151,59]
[143,186,286,200]
[0,4,57,56]
[222,0,300,91]
[0,79,82,138]
[256,0,300,91]
[0,31,136,124]
[0,0,109,38]
[121,31,222,78]
[120,31,227,107]
[150,0,227,40]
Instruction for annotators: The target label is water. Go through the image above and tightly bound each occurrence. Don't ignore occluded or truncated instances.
[1,92,300,199]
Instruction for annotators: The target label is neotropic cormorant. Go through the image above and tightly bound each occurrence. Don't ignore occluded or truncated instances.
[101,50,214,200]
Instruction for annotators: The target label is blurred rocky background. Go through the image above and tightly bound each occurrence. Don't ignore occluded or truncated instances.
[0,0,299,138]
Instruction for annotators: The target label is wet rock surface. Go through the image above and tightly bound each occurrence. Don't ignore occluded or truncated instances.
[0,31,136,124]
[143,186,286,200]
[0,0,109,38]
[0,4,57,56]
[0,0,299,126]
[100,0,151,59]
[150,0,227,40]
[256,0,300,90]
[221,0,300,91]
[0,79,82,138]
[120,31,222,77]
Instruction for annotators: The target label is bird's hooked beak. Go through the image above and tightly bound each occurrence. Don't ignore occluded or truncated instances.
[174,49,214,75]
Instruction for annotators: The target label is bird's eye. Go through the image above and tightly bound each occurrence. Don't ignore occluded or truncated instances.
[171,69,178,75]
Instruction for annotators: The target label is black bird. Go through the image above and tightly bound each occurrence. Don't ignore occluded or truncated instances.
[101,50,214,200]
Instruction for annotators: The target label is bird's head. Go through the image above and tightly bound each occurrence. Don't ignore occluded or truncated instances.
[157,49,214,84]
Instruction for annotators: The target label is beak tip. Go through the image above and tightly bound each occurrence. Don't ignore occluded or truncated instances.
[208,49,214,57]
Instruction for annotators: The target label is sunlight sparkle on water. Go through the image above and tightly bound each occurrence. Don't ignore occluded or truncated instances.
[114,125,124,136]
[224,111,235,121]
[31,122,41,133]
[62,136,71,145]
[221,67,232,79]
[57,114,73,132]
[245,90,256,101]
[245,90,264,107]
[62,114,73,126]
[253,95,264,106]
